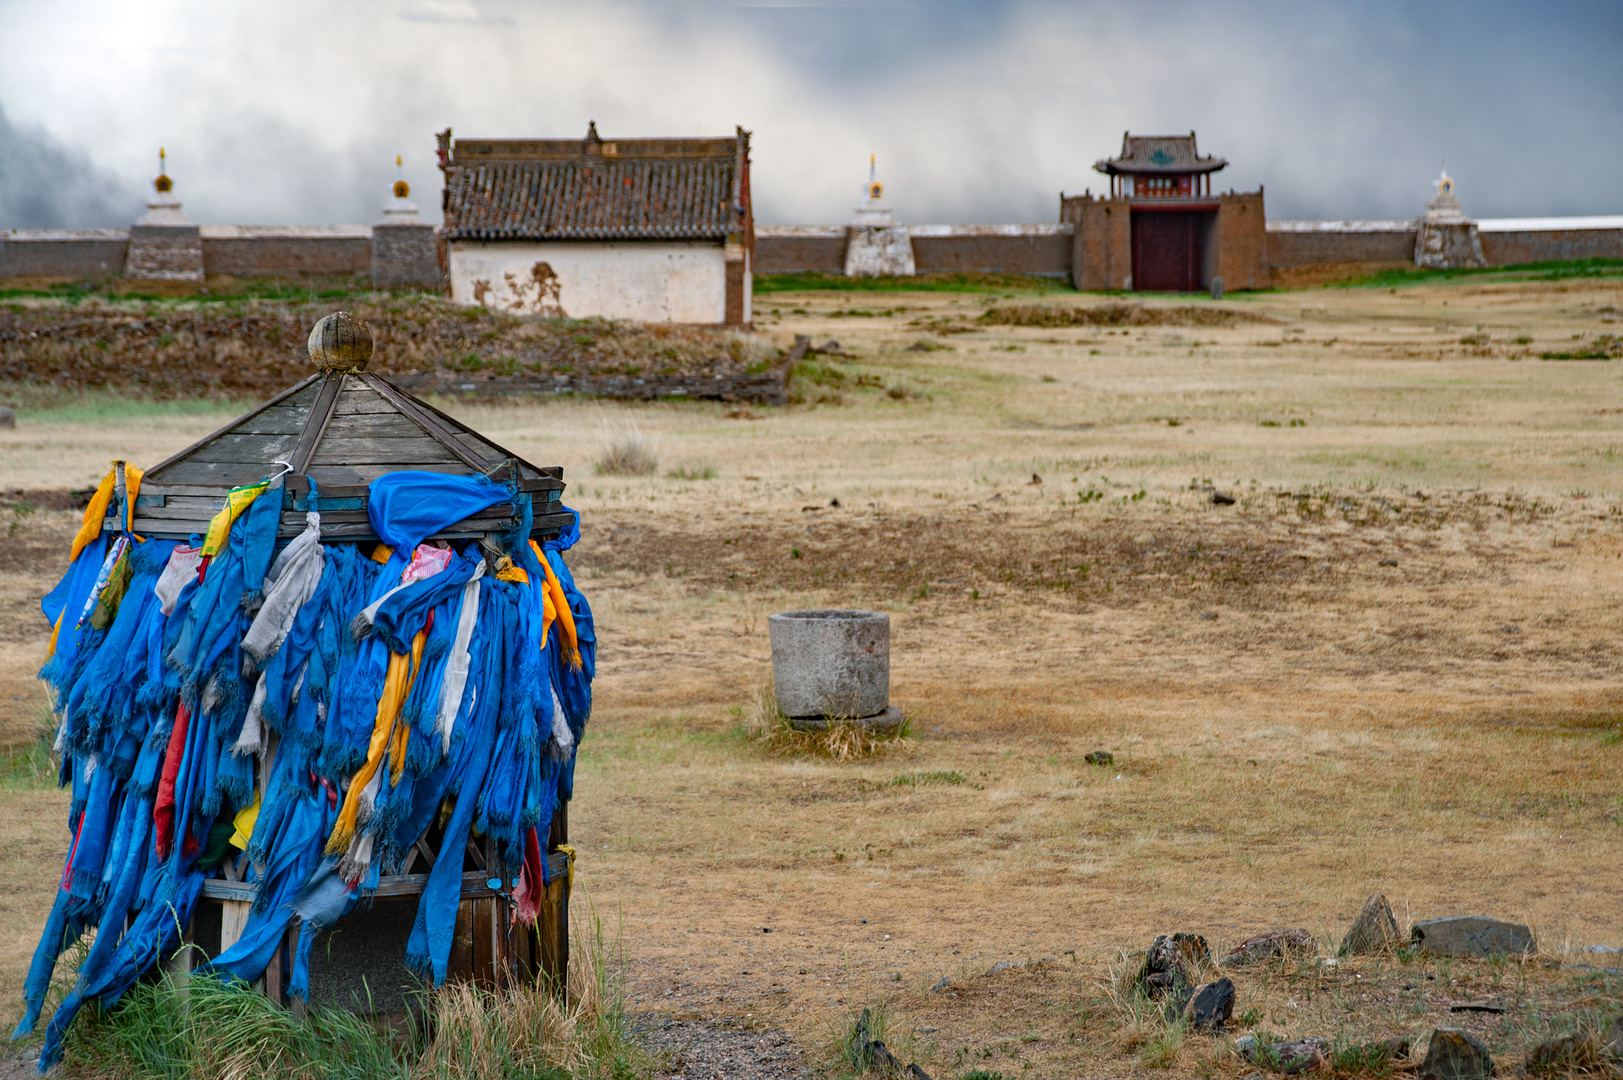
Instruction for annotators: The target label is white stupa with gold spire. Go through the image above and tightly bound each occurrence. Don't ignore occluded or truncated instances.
[844,155,914,277]
[379,155,422,223]
[136,148,192,225]
[125,148,205,282]
[1414,165,1485,269]
[372,153,441,286]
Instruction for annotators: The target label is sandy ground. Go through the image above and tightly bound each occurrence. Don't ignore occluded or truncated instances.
[0,272,1620,1076]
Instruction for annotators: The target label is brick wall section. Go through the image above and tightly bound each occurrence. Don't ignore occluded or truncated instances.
[1266,223,1416,267]
[370,223,441,286]
[754,226,846,273]
[1216,191,1270,289]
[1060,197,1132,290]
[1480,228,1623,264]
[907,225,1071,275]
[200,226,371,276]
[0,230,130,277]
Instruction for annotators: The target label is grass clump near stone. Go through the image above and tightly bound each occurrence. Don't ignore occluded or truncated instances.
[51,911,645,1080]
[741,686,911,761]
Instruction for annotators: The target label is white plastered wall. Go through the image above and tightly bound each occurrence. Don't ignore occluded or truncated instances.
[448,241,726,323]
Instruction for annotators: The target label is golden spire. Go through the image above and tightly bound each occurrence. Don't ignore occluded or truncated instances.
[867,154,882,200]
[154,147,172,193]
[393,154,410,200]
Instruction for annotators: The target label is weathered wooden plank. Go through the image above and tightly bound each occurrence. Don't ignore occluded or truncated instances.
[230,404,315,437]
[154,431,301,466]
[140,483,234,498]
[149,460,290,487]
[318,411,431,440]
[145,376,322,480]
[361,375,497,472]
[136,504,225,522]
[329,387,396,415]
[289,372,344,475]
[147,494,225,510]
[307,435,465,466]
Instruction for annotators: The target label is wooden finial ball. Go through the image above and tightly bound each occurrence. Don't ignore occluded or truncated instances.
[307,312,372,372]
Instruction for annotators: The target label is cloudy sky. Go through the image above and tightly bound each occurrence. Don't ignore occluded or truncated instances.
[0,0,1618,230]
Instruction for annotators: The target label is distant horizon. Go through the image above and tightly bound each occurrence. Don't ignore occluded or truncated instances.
[1,0,1619,231]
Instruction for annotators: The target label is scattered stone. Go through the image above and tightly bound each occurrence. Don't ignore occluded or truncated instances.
[1411,916,1536,958]
[1339,893,1402,956]
[1419,1027,1493,1080]
[1221,929,1317,967]
[1379,558,1399,566]
[1522,1034,1589,1074]
[1449,999,1505,1014]
[986,961,1011,976]
[1140,933,1211,996]
[1084,750,1114,766]
[1211,491,1236,505]
[1029,473,1043,486]
[849,1008,932,1079]
[930,977,951,993]
[1183,977,1236,1032]
[0,407,14,430]
[1236,1034,1328,1073]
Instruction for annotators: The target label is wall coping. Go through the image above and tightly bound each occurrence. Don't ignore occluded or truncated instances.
[909,223,1072,238]
[199,225,372,239]
[755,225,846,238]
[1477,216,1623,233]
[757,223,1073,238]
[0,228,131,241]
[1268,220,1414,233]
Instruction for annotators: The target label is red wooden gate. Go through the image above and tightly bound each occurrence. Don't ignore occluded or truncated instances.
[1131,210,1212,292]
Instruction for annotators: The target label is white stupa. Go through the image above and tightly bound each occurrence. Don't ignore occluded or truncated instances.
[844,155,914,277]
[125,148,205,282]
[1414,166,1485,269]
[379,155,422,224]
[136,147,192,226]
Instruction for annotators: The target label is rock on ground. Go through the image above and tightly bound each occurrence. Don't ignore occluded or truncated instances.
[1339,893,1401,956]
[1222,929,1316,967]
[1419,1027,1494,1080]
[1183,977,1236,1031]
[1410,916,1535,958]
[1236,1034,1328,1074]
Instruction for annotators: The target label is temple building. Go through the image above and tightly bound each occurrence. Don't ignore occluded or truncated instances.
[1060,131,1269,292]
[437,123,754,325]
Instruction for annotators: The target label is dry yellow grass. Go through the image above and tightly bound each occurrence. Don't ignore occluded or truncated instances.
[1,273,1620,1075]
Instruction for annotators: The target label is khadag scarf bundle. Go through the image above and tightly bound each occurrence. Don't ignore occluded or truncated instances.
[14,468,594,1072]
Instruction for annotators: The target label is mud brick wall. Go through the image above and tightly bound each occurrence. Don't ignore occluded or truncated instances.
[755,226,847,273]
[200,226,372,276]
[1266,225,1417,267]
[1480,228,1623,265]
[908,225,1071,276]
[1216,192,1271,290]
[0,229,130,278]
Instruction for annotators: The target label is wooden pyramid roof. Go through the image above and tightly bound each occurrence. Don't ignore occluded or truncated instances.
[133,370,571,543]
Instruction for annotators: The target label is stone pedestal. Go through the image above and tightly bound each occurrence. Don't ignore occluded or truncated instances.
[126,191,204,282]
[370,197,441,287]
[845,225,915,277]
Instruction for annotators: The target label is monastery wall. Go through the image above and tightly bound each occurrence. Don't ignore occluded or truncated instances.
[0,229,130,278]
[755,223,1072,277]
[200,226,372,276]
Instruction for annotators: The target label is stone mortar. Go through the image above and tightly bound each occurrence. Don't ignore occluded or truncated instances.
[769,609,889,719]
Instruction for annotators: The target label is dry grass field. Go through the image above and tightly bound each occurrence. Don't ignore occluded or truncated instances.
[1,270,1620,1077]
